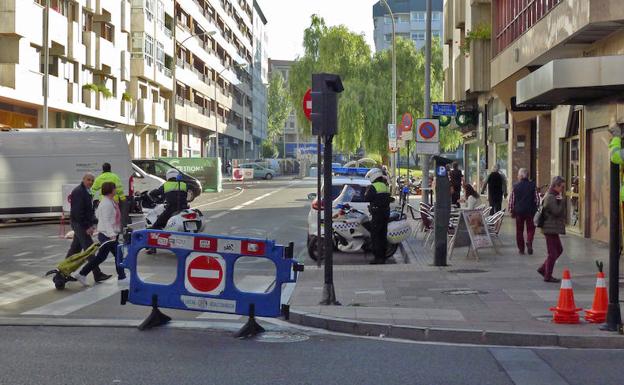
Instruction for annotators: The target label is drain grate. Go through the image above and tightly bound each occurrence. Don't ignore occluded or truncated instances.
[448,269,489,274]
[255,332,310,343]
[441,289,488,295]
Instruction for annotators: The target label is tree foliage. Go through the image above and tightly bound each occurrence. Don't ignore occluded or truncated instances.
[267,72,291,144]
[288,16,463,157]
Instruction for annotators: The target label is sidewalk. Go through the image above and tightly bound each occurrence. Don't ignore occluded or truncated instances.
[288,217,624,348]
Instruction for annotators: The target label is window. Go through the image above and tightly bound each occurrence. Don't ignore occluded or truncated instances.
[384,34,391,43]
[398,14,409,24]
[384,16,391,25]
[432,12,441,21]
[411,32,425,41]
[145,0,154,20]
[411,11,425,22]
[82,10,93,32]
[102,23,114,43]
[156,42,165,71]
[432,31,440,39]
[145,34,154,66]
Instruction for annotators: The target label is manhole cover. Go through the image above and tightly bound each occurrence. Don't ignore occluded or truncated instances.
[255,332,310,343]
[441,289,488,295]
[448,269,489,274]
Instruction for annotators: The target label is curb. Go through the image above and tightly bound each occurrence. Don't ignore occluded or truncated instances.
[288,310,624,349]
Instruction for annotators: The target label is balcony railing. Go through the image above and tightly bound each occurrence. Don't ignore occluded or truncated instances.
[176,96,186,106]
[494,0,562,55]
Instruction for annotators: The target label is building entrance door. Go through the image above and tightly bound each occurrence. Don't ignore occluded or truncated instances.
[562,110,582,233]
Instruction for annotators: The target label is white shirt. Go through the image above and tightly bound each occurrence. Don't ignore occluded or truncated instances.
[465,195,482,210]
[96,197,121,238]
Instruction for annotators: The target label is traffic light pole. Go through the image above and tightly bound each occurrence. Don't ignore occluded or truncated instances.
[320,134,339,305]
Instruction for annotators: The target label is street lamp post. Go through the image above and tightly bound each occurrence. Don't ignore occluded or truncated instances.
[172,27,216,156]
[381,0,397,188]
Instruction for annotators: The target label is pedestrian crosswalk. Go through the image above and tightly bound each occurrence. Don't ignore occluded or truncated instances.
[0,271,52,307]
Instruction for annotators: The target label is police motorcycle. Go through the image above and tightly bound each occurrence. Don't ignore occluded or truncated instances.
[139,179,205,233]
[307,185,412,261]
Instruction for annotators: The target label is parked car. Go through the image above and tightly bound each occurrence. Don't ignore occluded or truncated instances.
[239,163,276,180]
[132,159,202,202]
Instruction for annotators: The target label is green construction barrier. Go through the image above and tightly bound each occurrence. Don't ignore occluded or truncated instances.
[159,157,222,192]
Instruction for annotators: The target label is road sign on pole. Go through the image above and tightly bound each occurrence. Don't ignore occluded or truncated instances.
[388,123,398,151]
[303,88,312,121]
[416,118,440,155]
[432,103,457,117]
[399,113,413,141]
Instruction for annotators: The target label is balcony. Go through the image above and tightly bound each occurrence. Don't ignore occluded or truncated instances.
[83,31,97,68]
[491,0,624,88]
[153,102,168,129]
[468,39,491,93]
[453,55,466,101]
[137,98,154,125]
[97,37,116,70]
[0,64,42,94]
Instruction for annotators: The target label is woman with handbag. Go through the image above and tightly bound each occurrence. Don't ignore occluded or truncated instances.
[536,176,566,283]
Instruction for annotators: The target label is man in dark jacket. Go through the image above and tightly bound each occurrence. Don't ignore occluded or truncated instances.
[508,168,540,255]
[481,164,507,214]
[449,162,463,207]
[65,173,109,281]
[364,168,393,265]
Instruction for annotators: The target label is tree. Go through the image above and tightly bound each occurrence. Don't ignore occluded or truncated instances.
[289,16,463,158]
[267,72,291,148]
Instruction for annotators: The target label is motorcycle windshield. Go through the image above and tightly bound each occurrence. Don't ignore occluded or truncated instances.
[333,185,356,206]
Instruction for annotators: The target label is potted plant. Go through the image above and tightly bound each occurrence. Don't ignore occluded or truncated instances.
[460,22,491,56]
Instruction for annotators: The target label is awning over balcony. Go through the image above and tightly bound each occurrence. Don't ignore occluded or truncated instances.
[516,56,624,105]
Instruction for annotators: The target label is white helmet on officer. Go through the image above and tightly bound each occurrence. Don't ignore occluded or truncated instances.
[365,168,384,183]
[166,168,180,181]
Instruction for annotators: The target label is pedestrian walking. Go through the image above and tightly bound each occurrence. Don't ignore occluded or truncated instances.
[509,168,540,255]
[449,162,463,207]
[462,184,481,209]
[537,176,566,283]
[92,162,129,227]
[481,164,507,214]
[65,173,110,282]
[364,168,392,265]
[72,182,120,286]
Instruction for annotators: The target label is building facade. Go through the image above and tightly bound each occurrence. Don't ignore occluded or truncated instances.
[443,0,624,243]
[372,0,444,52]
[268,59,317,159]
[0,0,268,161]
[250,0,268,160]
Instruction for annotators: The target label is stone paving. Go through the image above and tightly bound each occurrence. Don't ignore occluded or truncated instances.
[290,217,621,338]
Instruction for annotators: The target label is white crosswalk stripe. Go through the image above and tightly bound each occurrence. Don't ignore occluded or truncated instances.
[0,271,51,306]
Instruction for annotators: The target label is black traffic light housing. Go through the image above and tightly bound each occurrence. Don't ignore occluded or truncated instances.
[311,73,344,136]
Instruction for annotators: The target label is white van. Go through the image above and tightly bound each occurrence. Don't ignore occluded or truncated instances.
[0,129,132,219]
[131,163,164,195]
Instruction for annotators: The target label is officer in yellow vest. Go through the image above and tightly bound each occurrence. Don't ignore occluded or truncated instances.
[92,163,125,203]
[608,126,624,202]
[364,168,393,264]
[149,168,188,229]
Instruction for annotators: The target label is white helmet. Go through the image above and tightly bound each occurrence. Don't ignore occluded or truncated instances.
[365,168,384,183]
[166,168,180,180]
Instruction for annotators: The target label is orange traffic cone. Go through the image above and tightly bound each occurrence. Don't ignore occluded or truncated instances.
[584,271,608,323]
[549,269,582,324]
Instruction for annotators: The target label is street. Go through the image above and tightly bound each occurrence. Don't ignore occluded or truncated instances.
[1,179,624,384]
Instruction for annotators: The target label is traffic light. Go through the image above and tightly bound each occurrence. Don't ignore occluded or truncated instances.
[311,73,344,136]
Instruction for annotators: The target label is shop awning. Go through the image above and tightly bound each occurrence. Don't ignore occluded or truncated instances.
[516,55,624,105]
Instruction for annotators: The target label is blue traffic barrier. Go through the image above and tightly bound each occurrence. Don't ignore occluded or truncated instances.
[117,229,303,336]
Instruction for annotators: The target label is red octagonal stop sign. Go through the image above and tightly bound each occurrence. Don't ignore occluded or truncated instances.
[302,88,312,121]
[185,253,226,295]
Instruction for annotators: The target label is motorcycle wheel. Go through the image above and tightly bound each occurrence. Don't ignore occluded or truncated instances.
[307,235,324,261]
[385,243,399,259]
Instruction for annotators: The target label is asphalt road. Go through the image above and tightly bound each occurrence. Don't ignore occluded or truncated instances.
[2,325,624,385]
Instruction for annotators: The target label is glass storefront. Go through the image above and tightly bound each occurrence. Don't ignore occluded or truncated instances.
[465,142,479,188]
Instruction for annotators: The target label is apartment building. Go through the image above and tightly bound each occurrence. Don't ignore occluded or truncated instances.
[0,0,135,132]
[250,0,267,160]
[442,0,624,243]
[268,59,317,159]
[0,0,268,162]
[442,0,497,187]
[372,0,444,52]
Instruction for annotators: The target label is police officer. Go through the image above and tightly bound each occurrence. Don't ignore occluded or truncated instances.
[92,162,128,226]
[364,168,393,265]
[149,168,188,229]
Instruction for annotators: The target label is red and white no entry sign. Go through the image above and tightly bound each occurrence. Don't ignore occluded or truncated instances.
[185,253,226,295]
[303,88,312,121]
